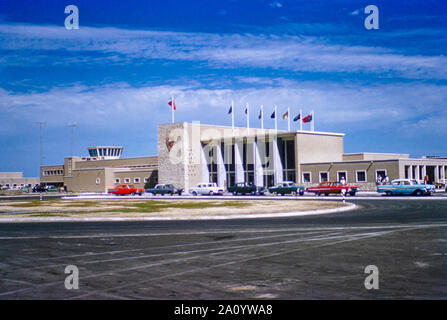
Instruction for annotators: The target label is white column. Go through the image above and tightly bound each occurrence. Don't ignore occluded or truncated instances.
[201,146,210,183]
[416,165,420,182]
[422,165,427,180]
[272,137,283,185]
[253,140,264,187]
[216,142,227,189]
[434,165,439,183]
[234,139,244,183]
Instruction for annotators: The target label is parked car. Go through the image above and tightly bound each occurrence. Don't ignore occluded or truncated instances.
[377,179,435,196]
[107,184,144,196]
[33,184,46,192]
[45,185,58,192]
[20,186,31,193]
[189,183,224,196]
[268,181,305,196]
[228,182,265,195]
[145,184,183,196]
[306,181,358,196]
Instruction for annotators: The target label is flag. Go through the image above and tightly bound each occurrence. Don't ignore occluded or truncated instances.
[293,113,301,122]
[168,100,176,110]
[245,108,248,114]
[228,105,232,114]
[302,114,313,123]
[282,111,289,119]
[270,111,275,119]
[258,108,262,119]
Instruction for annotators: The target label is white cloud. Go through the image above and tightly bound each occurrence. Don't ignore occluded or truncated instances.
[1,80,445,135]
[1,24,446,79]
[269,1,283,8]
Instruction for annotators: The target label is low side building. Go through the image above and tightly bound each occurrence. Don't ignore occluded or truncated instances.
[0,172,40,189]
[40,147,158,193]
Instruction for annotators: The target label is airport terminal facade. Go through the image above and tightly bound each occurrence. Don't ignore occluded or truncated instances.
[41,122,447,192]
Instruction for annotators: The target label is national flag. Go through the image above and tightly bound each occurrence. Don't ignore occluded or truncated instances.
[168,100,176,110]
[245,108,248,114]
[282,111,289,119]
[228,105,232,114]
[258,109,262,119]
[302,114,313,123]
[293,113,301,122]
[270,111,275,119]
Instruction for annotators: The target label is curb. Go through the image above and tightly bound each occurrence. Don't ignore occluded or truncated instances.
[0,203,357,223]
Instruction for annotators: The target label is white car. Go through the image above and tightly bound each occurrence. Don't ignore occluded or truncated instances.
[189,183,224,196]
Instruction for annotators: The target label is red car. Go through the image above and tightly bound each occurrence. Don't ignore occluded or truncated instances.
[107,184,144,196]
[305,181,358,196]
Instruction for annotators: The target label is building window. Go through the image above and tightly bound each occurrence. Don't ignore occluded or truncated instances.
[144,177,150,183]
[356,170,367,182]
[319,172,329,182]
[134,178,140,184]
[96,178,101,185]
[302,172,311,183]
[124,178,130,184]
[115,178,120,184]
[337,171,347,183]
[375,170,387,182]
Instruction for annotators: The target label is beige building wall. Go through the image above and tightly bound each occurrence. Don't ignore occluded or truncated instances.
[300,160,400,190]
[343,153,409,161]
[40,165,64,185]
[0,172,40,188]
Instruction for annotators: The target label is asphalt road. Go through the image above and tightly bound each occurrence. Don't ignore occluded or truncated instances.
[0,199,446,299]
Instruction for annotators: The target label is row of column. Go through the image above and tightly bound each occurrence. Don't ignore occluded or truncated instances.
[407,164,446,183]
[201,138,285,188]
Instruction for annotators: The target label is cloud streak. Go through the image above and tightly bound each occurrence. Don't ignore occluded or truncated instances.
[1,24,446,79]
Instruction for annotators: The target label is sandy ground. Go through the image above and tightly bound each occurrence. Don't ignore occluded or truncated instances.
[0,199,348,219]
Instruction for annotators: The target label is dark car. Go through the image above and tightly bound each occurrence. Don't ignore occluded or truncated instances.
[145,184,183,196]
[268,181,305,196]
[228,182,265,195]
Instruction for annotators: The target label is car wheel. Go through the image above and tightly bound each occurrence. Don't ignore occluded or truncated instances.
[299,190,304,196]
[349,191,356,196]
[130,192,135,196]
[233,191,237,196]
[209,191,214,196]
[192,191,197,196]
[385,191,392,196]
[414,189,423,196]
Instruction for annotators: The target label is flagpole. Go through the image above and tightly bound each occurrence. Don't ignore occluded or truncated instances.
[246,102,250,134]
[261,105,264,130]
[274,105,277,131]
[231,100,234,132]
[287,107,290,131]
[299,108,302,131]
[171,96,174,124]
[311,110,314,131]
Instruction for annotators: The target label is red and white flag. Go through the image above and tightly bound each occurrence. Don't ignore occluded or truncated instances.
[168,100,176,110]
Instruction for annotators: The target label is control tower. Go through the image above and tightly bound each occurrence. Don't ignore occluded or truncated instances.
[87,146,123,160]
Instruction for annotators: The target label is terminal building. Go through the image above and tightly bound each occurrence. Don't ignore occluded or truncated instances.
[41,123,447,193]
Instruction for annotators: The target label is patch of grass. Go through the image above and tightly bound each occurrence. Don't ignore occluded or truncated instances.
[29,212,63,217]
[63,201,99,208]
[112,200,249,213]
[10,200,47,207]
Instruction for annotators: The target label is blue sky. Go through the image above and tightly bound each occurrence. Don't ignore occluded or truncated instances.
[0,0,446,177]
